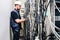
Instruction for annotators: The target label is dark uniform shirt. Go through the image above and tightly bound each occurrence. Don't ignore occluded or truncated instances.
[10,9,22,29]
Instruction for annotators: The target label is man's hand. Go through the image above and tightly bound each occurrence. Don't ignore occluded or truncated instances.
[15,18,25,23]
[21,18,25,22]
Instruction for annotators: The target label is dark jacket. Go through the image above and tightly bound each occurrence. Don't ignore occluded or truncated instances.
[10,9,22,30]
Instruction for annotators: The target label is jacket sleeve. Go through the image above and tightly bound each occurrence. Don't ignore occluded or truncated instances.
[11,11,19,21]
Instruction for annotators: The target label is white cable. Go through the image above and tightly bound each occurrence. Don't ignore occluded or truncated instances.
[45,1,60,39]
[55,4,60,13]
[45,9,60,40]
[47,16,60,40]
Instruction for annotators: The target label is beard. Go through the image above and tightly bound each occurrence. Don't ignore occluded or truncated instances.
[17,9,20,11]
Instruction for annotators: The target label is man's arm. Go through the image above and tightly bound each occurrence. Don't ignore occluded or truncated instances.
[15,18,25,23]
[11,11,25,23]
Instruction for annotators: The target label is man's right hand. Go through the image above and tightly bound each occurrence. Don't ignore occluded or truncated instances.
[21,18,25,22]
[15,18,25,23]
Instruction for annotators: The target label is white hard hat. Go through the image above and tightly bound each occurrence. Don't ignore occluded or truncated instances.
[14,1,22,5]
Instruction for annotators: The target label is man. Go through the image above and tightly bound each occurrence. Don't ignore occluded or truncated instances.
[10,1,25,40]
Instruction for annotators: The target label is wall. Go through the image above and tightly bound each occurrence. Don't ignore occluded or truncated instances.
[0,0,12,40]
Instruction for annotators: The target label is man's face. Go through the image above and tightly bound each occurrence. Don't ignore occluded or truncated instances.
[16,4,21,10]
